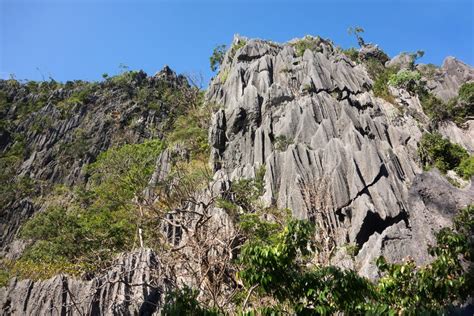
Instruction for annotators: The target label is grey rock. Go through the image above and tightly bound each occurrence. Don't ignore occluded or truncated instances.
[357,170,474,279]
[428,57,474,102]
[438,120,474,153]
[206,35,474,275]
[385,53,415,70]
[359,44,389,64]
[0,248,172,315]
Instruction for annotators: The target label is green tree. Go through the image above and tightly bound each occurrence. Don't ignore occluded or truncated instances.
[210,45,227,72]
[348,26,366,47]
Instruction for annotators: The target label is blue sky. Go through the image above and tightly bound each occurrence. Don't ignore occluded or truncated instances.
[1,0,473,85]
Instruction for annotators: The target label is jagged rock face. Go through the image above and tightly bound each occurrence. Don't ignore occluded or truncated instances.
[357,170,474,278]
[385,53,414,70]
[0,249,171,315]
[207,36,474,276]
[0,68,188,251]
[426,56,474,102]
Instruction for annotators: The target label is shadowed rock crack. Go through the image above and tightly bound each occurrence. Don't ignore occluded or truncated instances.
[355,210,409,249]
[335,163,389,220]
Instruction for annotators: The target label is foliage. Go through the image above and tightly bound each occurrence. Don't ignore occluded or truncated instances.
[210,44,227,72]
[9,80,64,118]
[455,155,474,180]
[292,36,322,57]
[157,185,472,315]
[56,82,98,115]
[418,63,438,80]
[15,140,164,278]
[87,139,164,210]
[19,205,136,274]
[228,39,247,60]
[458,82,474,105]
[0,136,35,208]
[342,47,359,63]
[418,82,474,126]
[238,207,290,244]
[163,287,221,316]
[107,70,147,91]
[166,96,213,160]
[418,132,470,175]
[388,69,422,93]
[237,205,473,314]
[2,258,88,282]
[218,165,266,215]
[418,89,449,123]
[238,219,376,314]
[375,205,473,313]
[273,135,293,151]
[0,90,10,117]
[347,26,365,47]
[134,78,193,115]
[56,128,90,163]
[369,61,398,103]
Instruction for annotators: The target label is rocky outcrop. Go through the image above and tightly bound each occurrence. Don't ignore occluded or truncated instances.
[207,35,474,276]
[0,68,188,251]
[385,53,414,70]
[0,249,171,315]
[1,35,473,313]
[357,170,474,278]
[426,56,474,102]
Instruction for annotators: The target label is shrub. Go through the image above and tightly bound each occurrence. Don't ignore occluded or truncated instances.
[219,68,230,83]
[388,69,422,93]
[418,90,449,123]
[458,82,474,104]
[274,135,293,151]
[163,287,220,316]
[108,70,146,89]
[456,156,474,180]
[417,82,473,126]
[347,26,366,47]
[4,258,86,281]
[166,100,212,160]
[418,132,469,174]
[0,267,9,287]
[370,64,399,103]
[362,54,399,104]
[342,47,359,62]
[221,165,266,214]
[0,90,10,116]
[238,219,376,314]
[0,137,35,208]
[418,63,438,80]
[292,36,322,57]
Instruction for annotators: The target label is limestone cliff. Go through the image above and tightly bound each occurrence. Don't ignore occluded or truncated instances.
[1,35,473,314]
[207,35,474,277]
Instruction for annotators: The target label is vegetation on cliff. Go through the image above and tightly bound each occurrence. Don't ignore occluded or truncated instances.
[1,35,473,315]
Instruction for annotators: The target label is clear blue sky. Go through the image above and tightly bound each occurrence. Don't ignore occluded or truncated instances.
[1,0,473,86]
